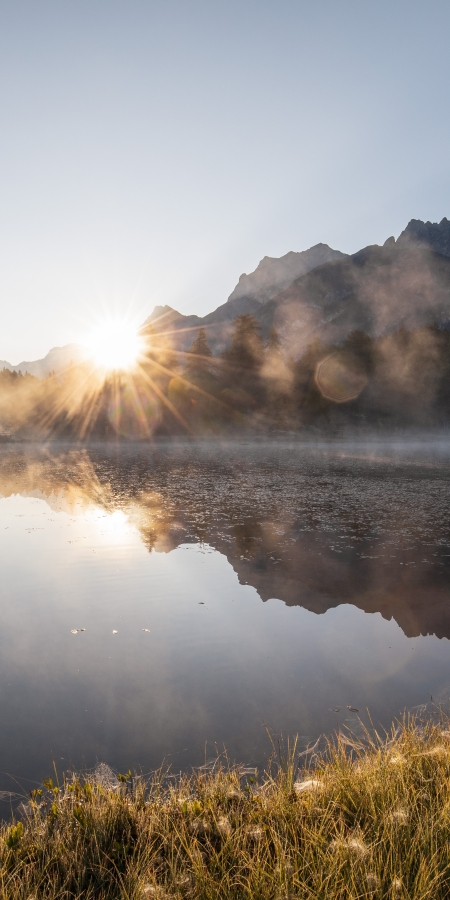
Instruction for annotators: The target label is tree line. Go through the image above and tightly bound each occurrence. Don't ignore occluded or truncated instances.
[1,314,450,438]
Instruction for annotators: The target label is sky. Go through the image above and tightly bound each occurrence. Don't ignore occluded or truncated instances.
[1,0,450,363]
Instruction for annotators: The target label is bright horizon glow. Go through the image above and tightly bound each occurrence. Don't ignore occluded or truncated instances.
[86,319,145,372]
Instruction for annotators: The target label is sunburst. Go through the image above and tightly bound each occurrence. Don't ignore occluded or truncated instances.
[86,317,145,372]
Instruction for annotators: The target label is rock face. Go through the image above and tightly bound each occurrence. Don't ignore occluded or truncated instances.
[227,243,348,307]
[265,238,450,358]
[141,245,347,351]
[143,222,450,359]
[141,244,349,354]
[397,217,450,257]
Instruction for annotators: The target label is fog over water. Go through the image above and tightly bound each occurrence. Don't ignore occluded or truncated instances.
[0,439,449,796]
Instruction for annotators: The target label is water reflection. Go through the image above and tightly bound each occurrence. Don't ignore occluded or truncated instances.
[0,440,449,794]
[2,442,449,637]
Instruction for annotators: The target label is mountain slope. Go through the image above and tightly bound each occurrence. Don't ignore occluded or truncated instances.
[397,216,450,257]
[226,242,347,307]
[144,243,348,353]
[0,344,90,378]
[145,225,450,359]
[256,233,450,357]
[5,220,450,374]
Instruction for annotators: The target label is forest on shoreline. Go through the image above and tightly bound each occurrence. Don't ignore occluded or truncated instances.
[1,314,450,440]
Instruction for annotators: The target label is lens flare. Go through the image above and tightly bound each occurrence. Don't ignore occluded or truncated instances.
[87,319,144,372]
[315,354,367,403]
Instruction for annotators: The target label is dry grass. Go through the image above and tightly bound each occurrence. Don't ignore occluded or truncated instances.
[2,719,450,898]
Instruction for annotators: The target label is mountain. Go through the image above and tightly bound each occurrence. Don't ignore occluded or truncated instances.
[227,242,347,307]
[260,228,450,357]
[397,216,450,257]
[143,242,347,353]
[0,344,90,378]
[6,219,450,375]
[144,223,450,358]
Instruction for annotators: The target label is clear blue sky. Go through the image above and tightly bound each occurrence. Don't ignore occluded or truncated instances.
[2,0,450,362]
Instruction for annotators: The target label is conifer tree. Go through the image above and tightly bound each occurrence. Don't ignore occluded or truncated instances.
[266,327,281,353]
[222,315,264,373]
[221,315,266,412]
[185,328,213,380]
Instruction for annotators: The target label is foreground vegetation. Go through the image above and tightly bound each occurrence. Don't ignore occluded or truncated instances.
[3,720,450,898]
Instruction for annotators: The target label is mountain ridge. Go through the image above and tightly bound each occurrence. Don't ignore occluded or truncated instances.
[144,219,450,358]
[0,344,90,379]
[4,218,450,375]
[226,242,347,306]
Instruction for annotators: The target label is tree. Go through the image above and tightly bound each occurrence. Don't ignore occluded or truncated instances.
[222,315,264,373]
[265,327,281,353]
[292,338,332,424]
[220,315,266,415]
[341,330,375,375]
[185,328,213,380]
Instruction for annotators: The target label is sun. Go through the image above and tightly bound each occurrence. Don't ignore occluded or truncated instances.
[86,318,145,372]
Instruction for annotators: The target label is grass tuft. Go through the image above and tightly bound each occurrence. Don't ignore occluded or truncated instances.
[2,718,450,898]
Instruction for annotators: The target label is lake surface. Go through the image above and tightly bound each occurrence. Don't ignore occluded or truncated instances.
[0,439,450,796]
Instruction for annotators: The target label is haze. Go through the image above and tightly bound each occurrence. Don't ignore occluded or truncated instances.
[2,0,450,362]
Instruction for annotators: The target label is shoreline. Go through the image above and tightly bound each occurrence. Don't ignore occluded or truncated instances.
[3,717,450,898]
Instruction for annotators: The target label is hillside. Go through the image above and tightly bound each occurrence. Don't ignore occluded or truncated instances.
[142,242,347,353]
[4,218,450,376]
[226,242,347,306]
[261,236,450,358]
[145,219,450,358]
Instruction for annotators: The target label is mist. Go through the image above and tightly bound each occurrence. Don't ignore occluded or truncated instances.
[1,304,450,442]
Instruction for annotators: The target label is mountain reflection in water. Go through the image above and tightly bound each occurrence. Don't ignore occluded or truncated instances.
[2,441,449,638]
[0,440,449,792]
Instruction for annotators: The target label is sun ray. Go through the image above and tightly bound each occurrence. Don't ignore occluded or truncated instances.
[136,363,192,432]
[136,354,233,414]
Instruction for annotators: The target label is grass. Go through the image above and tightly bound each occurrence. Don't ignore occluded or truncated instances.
[2,719,450,898]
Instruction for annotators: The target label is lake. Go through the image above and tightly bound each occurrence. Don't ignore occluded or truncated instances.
[0,439,450,797]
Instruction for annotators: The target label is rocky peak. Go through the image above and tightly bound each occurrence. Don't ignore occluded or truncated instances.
[397,217,450,258]
[227,242,348,307]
